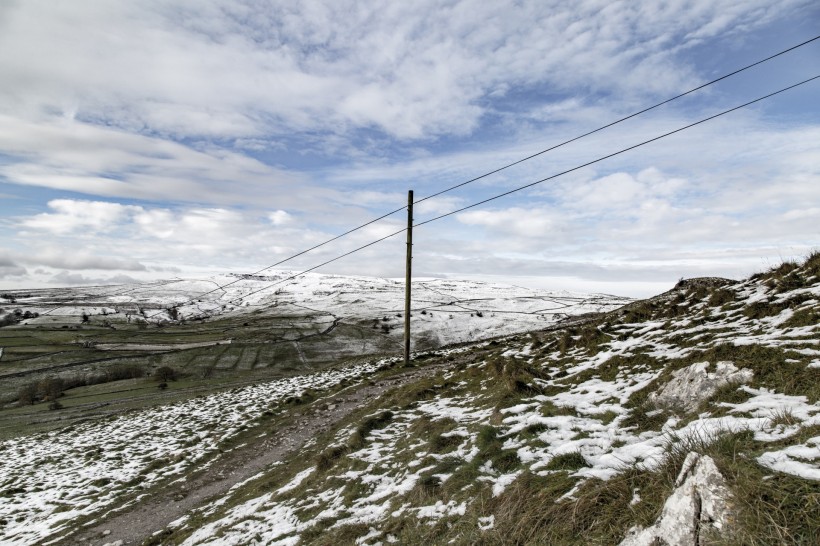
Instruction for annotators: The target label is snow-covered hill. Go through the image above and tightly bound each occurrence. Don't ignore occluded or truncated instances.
[161,257,820,545]
[1,257,818,545]
[3,271,630,349]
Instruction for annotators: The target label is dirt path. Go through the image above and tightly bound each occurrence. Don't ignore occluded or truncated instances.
[58,361,452,546]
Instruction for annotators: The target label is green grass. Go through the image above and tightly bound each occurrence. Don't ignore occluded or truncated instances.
[545,451,587,471]
[0,302,405,438]
[8,254,820,545]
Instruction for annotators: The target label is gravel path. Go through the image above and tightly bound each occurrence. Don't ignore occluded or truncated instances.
[58,361,451,546]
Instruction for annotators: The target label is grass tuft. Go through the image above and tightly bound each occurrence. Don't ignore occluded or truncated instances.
[545,451,587,471]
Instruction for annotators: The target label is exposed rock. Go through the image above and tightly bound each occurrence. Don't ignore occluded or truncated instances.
[620,453,734,546]
[650,361,753,412]
[672,277,738,291]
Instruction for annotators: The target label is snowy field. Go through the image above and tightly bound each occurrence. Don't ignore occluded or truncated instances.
[0,358,392,545]
[5,271,631,348]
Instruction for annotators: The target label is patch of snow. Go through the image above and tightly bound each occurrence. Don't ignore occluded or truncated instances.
[758,436,820,480]
[276,468,314,494]
[478,515,495,530]
[492,472,520,497]
[416,500,466,520]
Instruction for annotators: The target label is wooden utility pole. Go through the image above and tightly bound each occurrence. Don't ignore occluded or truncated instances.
[404,190,413,366]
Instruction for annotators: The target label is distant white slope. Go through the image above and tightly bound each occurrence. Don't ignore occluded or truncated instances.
[16,271,632,348]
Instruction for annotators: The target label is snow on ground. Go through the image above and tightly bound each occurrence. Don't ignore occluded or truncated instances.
[168,269,820,544]
[3,266,818,545]
[0,358,392,545]
[176,362,819,545]
[758,437,820,480]
[14,271,630,348]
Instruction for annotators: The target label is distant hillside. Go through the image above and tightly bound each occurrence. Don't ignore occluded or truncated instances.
[168,254,820,545]
[0,273,626,435]
[1,256,818,545]
[0,271,629,347]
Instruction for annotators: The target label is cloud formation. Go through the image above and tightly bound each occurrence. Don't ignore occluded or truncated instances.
[0,0,808,141]
[0,1,817,294]
[49,271,142,286]
[0,254,27,280]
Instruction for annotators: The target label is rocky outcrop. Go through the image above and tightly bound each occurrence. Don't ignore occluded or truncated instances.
[620,453,734,546]
[649,361,753,412]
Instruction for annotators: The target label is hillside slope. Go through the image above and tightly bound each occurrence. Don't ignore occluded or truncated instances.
[165,255,820,545]
[1,257,818,545]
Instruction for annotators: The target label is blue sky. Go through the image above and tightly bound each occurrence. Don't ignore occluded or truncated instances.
[0,0,818,296]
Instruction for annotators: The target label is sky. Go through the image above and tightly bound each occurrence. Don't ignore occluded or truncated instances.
[0,0,819,297]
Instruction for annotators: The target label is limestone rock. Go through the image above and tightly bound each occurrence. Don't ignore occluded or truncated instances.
[650,361,752,412]
[620,453,734,546]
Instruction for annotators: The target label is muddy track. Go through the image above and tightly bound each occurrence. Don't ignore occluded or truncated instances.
[56,360,453,546]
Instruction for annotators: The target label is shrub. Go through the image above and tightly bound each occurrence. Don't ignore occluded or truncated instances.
[108,365,145,381]
[708,288,735,307]
[316,445,349,472]
[38,377,64,402]
[17,384,37,406]
[624,302,657,322]
[0,314,19,327]
[417,474,441,492]
[349,411,394,449]
[802,251,820,278]
[545,451,587,471]
[154,366,177,382]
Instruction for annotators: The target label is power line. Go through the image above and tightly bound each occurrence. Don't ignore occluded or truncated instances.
[26,33,820,321]
[412,33,820,206]
[414,74,820,227]
[177,72,820,321]
[23,71,819,358]
[131,33,820,313]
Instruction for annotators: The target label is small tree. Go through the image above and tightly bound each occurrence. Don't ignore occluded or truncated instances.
[38,377,64,402]
[155,366,177,382]
[81,312,90,324]
[18,383,37,406]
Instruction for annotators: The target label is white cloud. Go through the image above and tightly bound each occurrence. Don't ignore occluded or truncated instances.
[268,210,293,226]
[414,195,465,217]
[20,199,141,235]
[0,0,807,141]
[0,115,316,208]
[457,208,559,239]
[10,199,359,277]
